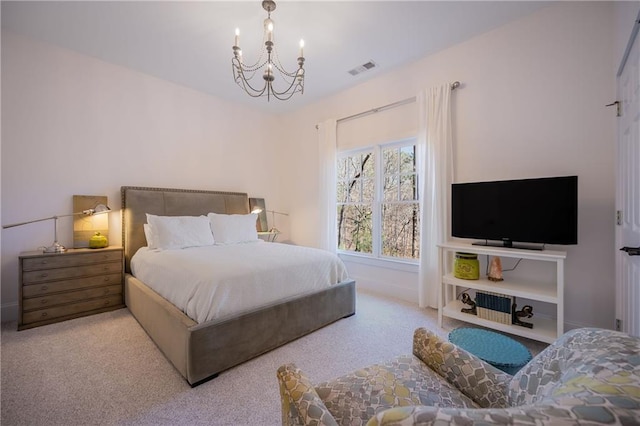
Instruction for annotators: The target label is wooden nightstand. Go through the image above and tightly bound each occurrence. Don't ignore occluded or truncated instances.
[18,247,124,330]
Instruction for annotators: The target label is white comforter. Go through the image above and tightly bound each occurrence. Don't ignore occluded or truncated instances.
[130,242,349,324]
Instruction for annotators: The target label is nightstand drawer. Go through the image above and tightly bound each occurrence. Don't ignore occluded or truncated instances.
[23,285,122,311]
[22,273,122,297]
[22,262,122,284]
[18,247,124,330]
[22,294,123,325]
[22,250,122,271]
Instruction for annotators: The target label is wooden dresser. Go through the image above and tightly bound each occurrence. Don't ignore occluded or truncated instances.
[19,247,124,330]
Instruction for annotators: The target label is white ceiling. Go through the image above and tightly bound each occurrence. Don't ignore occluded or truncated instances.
[2,1,552,114]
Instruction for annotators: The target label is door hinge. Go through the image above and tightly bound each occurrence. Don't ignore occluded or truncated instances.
[617,210,623,226]
[606,101,621,117]
[616,319,622,331]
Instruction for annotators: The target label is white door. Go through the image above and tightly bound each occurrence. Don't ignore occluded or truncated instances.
[616,17,640,337]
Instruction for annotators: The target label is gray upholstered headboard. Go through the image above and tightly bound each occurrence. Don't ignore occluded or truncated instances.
[121,186,250,272]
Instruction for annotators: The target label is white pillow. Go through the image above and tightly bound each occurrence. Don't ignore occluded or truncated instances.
[143,223,157,249]
[208,212,258,244]
[145,214,215,250]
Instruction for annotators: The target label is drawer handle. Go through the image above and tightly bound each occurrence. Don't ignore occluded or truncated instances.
[104,277,110,281]
[41,312,48,318]
[40,299,48,305]
[41,285,48,291]
[41,260,48,265]
[104,300,110,306]
[40,273,48,278]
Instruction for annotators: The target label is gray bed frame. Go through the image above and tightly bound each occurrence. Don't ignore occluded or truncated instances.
[121,186,356,386]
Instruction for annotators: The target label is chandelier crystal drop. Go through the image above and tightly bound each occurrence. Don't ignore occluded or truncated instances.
[232,0,305,101]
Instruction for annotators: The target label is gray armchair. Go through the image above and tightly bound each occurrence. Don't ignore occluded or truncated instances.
[277,327,640,425]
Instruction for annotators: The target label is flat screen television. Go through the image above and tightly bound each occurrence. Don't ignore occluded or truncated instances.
[451,176,578,250]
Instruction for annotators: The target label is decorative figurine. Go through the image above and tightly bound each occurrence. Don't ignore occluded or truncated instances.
[89,231,108,249]
[512,300,534,328]
[460,292,477,315]
[488,256,504,282]
[516,305,533,319]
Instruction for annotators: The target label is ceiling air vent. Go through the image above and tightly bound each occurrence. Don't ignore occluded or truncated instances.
[348,61,378,76]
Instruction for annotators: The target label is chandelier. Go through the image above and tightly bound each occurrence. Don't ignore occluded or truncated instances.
[232,0,305,101]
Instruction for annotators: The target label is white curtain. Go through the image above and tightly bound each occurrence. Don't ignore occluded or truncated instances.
[417,85,454,308]
[318,119,338,252]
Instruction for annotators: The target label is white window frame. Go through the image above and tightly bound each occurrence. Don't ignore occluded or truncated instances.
[337,137,419,265]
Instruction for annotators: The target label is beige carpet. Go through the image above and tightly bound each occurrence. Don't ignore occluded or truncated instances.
[1,289,547,425]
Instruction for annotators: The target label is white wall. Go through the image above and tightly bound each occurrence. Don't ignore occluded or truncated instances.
[0,32,289,321]
[281,2,617,329]
[1,2,627,331]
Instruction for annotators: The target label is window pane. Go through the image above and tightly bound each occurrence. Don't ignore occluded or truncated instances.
[400,174,418,201]
[382,203,420,259]
[337,204,373,254]
[336,181,347,203]
[399,146,416,174]
[362,177,375,203]
[347,156,359,178]
[361,152,375,177]
[337,157,347,180]
[348,179,362,203]
[383,148,398,175]
[340,151,374,205]
[383,176,398,201]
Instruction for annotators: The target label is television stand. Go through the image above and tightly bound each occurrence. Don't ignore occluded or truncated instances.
[437,241,567,344]
[472,240,545,251]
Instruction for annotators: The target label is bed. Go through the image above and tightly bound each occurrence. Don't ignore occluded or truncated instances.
[121,186,356,386]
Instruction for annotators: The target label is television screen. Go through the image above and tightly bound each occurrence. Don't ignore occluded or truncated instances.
[451,176,578,248]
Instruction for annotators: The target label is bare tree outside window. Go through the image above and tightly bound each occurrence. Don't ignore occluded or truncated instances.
[337,142,420,260]
[382,145,420,259]
[337,152,374,254]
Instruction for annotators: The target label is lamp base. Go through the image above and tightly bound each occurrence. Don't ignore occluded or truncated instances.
[43,242,67,253]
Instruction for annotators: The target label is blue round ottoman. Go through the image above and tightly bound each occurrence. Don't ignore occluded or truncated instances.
[448,327,532,375]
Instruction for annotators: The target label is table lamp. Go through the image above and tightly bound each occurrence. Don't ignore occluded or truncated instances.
[2,204,111,253]
[250,207,288,233]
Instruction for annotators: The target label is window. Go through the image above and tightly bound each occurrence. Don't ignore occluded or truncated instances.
[337,140,420,261]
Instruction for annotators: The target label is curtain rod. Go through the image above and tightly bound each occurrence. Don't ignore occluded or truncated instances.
[315,81,461,129]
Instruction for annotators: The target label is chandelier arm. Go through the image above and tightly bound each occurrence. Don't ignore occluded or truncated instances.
[236,76,269,98]
[233,51,270,73]
[272,49,303,77]
[235,76,268,97]
[272,62,302,78]
[269,76,304,98]
[263,60,305,98]
[232,57,271,79]
[237,50,267,70]
[268,85,303,101]
[232,62,269,97]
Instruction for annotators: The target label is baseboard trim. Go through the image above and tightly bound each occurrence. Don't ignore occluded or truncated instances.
[1,302,18,323]
[352,275,417,304]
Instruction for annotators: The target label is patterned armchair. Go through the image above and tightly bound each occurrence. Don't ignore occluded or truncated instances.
[277,327,640,426]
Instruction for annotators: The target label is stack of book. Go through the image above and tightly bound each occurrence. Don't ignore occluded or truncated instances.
[475,291,513,324]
